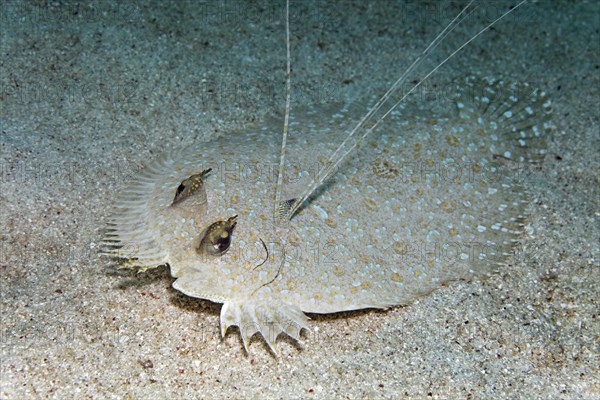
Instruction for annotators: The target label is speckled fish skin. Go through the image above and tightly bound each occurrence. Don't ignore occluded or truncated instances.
[103,77,551,352]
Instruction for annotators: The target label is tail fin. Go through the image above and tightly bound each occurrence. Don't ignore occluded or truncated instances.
[447,77,553,278]
[454,76,552,163]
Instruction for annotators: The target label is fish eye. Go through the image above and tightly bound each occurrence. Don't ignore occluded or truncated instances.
[197,215,238,256]
[172,168,212,207]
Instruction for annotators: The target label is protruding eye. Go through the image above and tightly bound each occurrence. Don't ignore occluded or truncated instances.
[197,215,238,256]
[172,168,212,207]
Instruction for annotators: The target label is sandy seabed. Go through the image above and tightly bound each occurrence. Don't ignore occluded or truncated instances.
[1,1,598,399]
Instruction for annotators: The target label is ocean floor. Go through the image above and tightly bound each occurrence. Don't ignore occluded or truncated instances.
[1,1,598,398]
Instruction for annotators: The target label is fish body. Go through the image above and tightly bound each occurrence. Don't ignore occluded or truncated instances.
[103,77,551,351]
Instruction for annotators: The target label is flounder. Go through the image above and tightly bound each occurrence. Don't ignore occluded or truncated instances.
[102,3,552,353]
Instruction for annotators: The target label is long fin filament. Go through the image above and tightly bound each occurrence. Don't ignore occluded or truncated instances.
[274,0,292,222]
[285,0,528,220]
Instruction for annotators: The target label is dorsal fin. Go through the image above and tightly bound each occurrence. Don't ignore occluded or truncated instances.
[284,0,528,220]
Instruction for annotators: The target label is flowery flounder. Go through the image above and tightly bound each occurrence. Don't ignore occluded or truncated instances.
[102,3,552,353]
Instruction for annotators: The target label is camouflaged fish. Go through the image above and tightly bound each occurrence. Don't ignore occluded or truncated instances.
[102,3,551,353]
